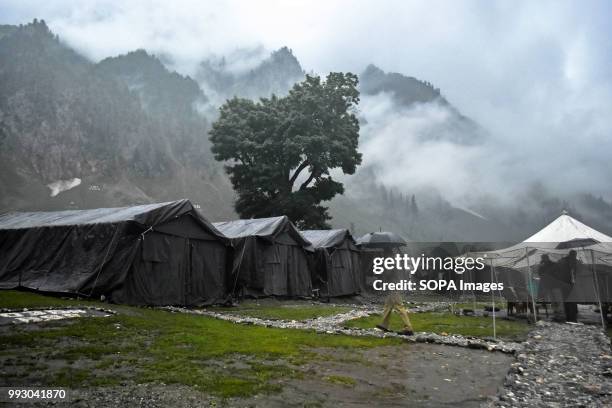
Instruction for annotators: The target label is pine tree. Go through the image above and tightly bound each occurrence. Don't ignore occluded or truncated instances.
[411,194,419,216]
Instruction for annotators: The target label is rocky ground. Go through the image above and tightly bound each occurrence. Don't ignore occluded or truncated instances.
[164,304,523,354]
[484,321,612,407]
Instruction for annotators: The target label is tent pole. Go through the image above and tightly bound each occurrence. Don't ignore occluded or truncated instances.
[525,247,538,322]
[490,259,496,340]
[472,268,477,313]
[590,249,606,330]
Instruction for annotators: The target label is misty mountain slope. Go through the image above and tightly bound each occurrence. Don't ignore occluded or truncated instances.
[196,46,305,103]
[328,168,518,241]
[326,65,504,240]
[97,50,207,117]
[0,21,234,216]
[359,65,485,145]
[361,64,444,106]
[95,50,215,165]
[0,20,152,180]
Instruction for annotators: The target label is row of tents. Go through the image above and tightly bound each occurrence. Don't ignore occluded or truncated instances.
[0,199,368,305]
[3,198,611,310]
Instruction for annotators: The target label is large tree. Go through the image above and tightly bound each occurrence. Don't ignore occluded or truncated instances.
[210,72,361,228]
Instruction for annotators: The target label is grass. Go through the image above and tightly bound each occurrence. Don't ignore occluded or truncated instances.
[212,303,352,321]
[448,301,507,311]
[0,290,104,309]
[323,375,356,387]
[0,290,400,398]
[344,311,530,341]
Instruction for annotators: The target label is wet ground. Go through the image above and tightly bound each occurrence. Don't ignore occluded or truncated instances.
[0,306,513,407]
[63,343,511,408]
[232,344,512,408]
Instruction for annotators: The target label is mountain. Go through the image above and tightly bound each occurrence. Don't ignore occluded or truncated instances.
[196,46,304,103]
[327,65,497,240]
[360,64,444,107]
[96,50,207,118]
[0,20,234,216]
[95,49,213,167]
[359,64,484,145]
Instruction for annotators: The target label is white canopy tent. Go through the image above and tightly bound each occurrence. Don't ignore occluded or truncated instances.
[465,212,612,336]
[524,213,612,243]
[490,211,612,254]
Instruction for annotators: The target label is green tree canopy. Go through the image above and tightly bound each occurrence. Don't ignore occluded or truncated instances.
[210,72,361,228]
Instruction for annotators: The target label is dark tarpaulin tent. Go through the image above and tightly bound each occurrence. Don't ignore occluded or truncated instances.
[213,216,313,298]
[300,229,362,297]
[0,199,230,306]
[356,231,408,293]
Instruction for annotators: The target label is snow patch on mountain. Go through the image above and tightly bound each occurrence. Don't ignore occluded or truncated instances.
[47,178,81,197]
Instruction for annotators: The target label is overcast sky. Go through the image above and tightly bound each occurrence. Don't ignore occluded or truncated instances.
[2,0,612,201]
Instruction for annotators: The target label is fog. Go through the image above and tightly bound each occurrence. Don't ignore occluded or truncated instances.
[2,0,612,204]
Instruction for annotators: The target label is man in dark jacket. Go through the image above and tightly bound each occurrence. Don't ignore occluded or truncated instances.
[537,254,557,303]
[558,250,578,322]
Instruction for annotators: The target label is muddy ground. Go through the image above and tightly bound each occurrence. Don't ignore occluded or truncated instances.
[228,344,512,407]
[9,342,513,408]
[0,301,513,407]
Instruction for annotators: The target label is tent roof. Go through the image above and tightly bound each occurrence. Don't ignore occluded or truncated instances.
[356,231,407,248]
[470,213,612,259]
[524,213,612,243]
[0,199,227,241]
[300,229,354,249]
[213,216,311,247]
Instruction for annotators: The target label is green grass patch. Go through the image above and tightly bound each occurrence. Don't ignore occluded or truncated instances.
[0,290,400,398]
[324,375,356,387]
[0,290,104,309]
[344,311,530,341]
[448,301,507,311]
[212,303,352,321]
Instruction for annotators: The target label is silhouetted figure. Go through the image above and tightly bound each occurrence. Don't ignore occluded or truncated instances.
[537,254,557,317]
[557,250,578,322]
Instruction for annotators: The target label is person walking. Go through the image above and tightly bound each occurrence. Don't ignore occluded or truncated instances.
[376,292,414,335]
[371,247,413,335]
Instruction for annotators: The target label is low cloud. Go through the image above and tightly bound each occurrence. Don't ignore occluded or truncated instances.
[357,90,612,209]
[2,0,612,204]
